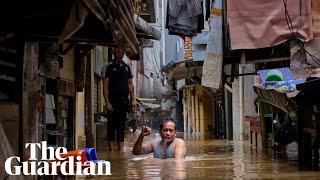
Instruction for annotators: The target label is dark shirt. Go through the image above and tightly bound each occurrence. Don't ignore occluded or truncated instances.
[102,60,133,103]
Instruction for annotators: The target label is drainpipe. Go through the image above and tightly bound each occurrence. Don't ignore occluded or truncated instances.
[161,0,166,66]
[239,52,245,141]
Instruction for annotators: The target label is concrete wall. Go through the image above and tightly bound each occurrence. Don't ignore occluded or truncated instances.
[153,0,160,24]
[192,31,209,61]
[243,64,257,116]
[232,78,241,141]
[165,32,184,64]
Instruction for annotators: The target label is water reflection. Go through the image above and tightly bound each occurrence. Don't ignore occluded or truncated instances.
[95,135,320,179]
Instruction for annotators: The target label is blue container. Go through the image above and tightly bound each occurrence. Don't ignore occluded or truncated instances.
[84,148,98,161]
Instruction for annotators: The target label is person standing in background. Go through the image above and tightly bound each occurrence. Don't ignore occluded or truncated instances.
[101,48,138,152]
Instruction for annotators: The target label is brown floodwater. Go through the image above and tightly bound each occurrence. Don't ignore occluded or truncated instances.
[94,133,320,179]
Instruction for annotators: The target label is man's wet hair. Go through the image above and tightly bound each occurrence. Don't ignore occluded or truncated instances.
[159,118,177,130]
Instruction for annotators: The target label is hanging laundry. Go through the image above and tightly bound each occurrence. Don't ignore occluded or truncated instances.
[167,0,204,37]
[168,0,202,18]
[201,0,223,89]
[205,0,211,20]
[197,8,204,33]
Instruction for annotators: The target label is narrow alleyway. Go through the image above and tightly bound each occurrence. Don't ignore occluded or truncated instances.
[96,132,320,179]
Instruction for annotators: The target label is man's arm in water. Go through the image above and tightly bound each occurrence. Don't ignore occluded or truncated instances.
[174,139,186,159]
[132,126,154,155]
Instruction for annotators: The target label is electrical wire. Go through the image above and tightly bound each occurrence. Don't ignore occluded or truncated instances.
[282,0,320,65]
[283,0,320,138]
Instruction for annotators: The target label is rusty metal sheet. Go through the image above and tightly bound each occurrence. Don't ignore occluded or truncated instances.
[227,0,313,50]
[254,87,298,113]
[305,0,320,66]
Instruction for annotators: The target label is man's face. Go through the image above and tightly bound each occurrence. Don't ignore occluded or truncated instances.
[114,49,124,62]
[159,121,176,143]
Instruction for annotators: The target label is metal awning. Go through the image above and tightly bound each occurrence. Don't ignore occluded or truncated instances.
[254,78,320,112]
[163,60,204,83]
[136,97,157,102]
[136,97,161,110]
[140,102,161,110]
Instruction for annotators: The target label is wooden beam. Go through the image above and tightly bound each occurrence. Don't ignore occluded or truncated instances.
[0,60,15,67]
[62,42,75,55]
[85,52,94,147]
[187,87,192,136]
[258,101,268,149]
[245,57,290,64]
[22,42,42,160]
[0,74,16,82]
[199,87,204,138]
[195,85,200,134]
[27,35,116,46]
[183,88,187,135]
[224,84,232,93]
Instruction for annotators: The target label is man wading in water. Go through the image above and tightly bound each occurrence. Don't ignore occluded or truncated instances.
[132,119,186,159]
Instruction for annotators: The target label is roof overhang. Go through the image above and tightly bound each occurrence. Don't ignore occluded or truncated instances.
[163,60,204,83]
[134,14,161,40]
[0,0,140,59]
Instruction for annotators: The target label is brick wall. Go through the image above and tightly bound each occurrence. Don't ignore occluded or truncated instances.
[184,37,193,60]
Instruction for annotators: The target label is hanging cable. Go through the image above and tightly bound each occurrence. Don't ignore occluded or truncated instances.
[282,0,320,65]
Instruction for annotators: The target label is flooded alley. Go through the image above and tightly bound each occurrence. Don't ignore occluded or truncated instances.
[97,134,320,179]
[2,0,320,179]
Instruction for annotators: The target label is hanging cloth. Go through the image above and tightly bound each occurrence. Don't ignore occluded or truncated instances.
[168,0,202,18]
[167,0,203,37]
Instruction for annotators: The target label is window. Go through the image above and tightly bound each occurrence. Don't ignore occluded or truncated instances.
[0,46,17,102]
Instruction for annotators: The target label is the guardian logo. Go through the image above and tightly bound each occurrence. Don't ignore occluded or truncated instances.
[5,141,111,176]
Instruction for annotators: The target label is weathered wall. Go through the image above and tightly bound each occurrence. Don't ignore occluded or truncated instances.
[165,32,184,64]
[183,85,213,137]
[243,64,258,140]
[192,31,209,61]
[202,87,213,136]
[59,44,75,81]
[139,40,164,99]
[0,104,19,155]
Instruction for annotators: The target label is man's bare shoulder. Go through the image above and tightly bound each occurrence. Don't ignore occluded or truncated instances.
[174,138,186,147]
[175,138,185,143]
[150,139,160,145]
[148,139,160,149]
